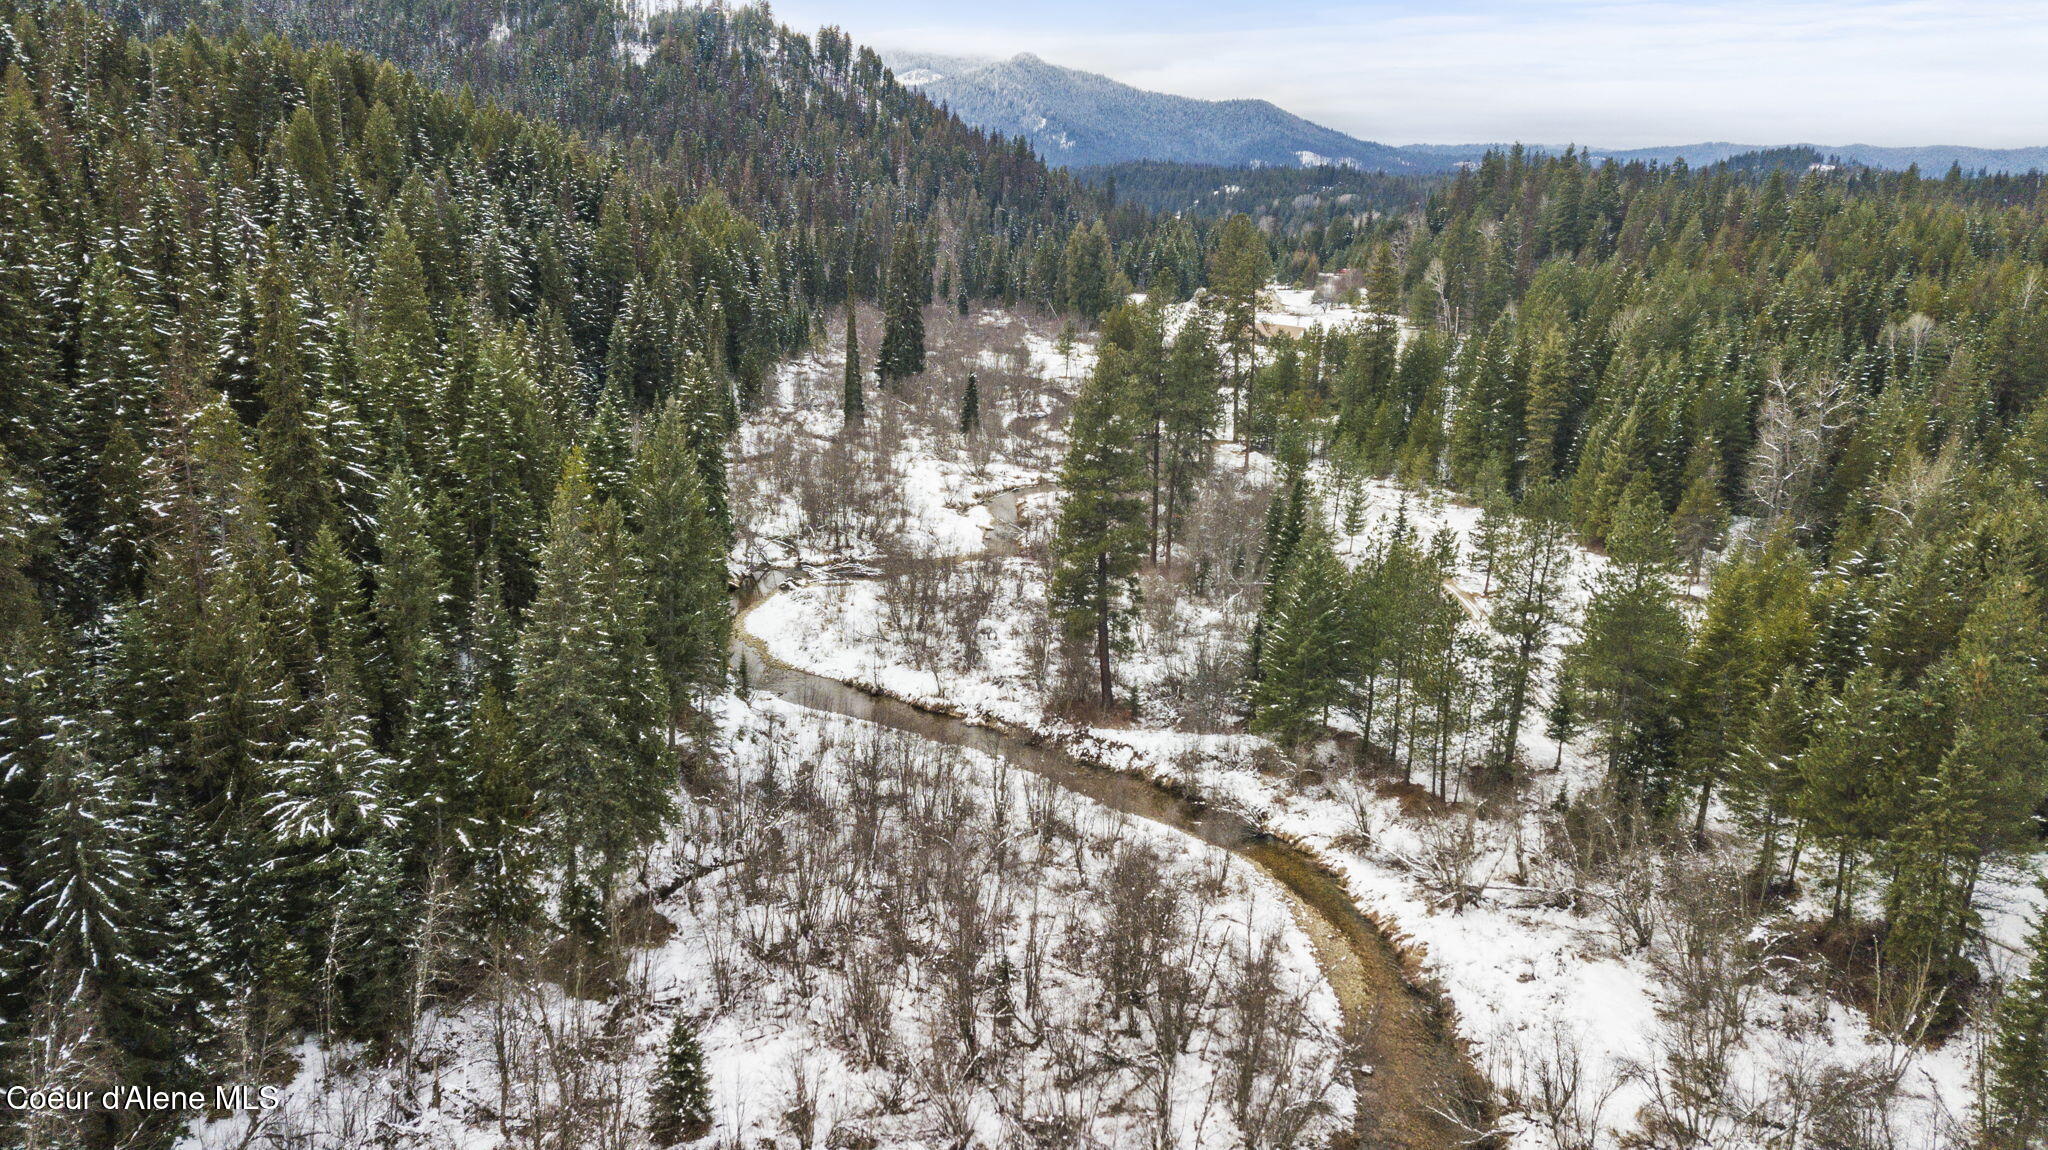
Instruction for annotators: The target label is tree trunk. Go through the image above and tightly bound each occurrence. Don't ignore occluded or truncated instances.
[1149,427,1162,565]
[1095,553,1114,711]
[1162,473,1177,580]
[1693,775,1714,842]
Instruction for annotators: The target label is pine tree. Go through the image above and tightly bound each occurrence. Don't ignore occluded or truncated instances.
[54,254,157,612]
[1796,667,1937,922]
[20,717,170,1147]
[1247,465,1311,682]
[1209,214,1271,435]
[1562,482,1689,802]
[371,467,448,772]
[878,226,926,385]
[1879,756,1980,1013]
[648,1014,713,1144]
[1674,533,1812,838]
[842,299,864,426]
[1983,881,2048,1149]
[515,451,668,900]
[1670,437,1729,588]
[303,526,372,695]
[253,257,337,555]
[1366,242,1403,314]
[1394,331,1448,485]
[605,279,670,407]
[633,395,731,733]
[1100,303,1170,559]
[1058,220,1114,322]
[1158,313,1221,574]
[1544,670,1581,771]
[133,394,308,821]
[1731,669,1813,888]
[1250,522,1351,745]
[1521,328,1571,483]
[959,371,980,434]
[582,381,636,506]
[0,448,49,652]
[1483,483,1575,780]
[1049,357,1148,710]
[1471,484,1513,595]
[1929,574,2048,855]
[673,355,735,540]
[364,217,442,461]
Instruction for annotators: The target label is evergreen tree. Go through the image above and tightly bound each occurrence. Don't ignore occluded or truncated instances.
[303,526,373,695]
[1521,328,1572,484]
[1049,356,1148,710]
[842,299,864,426]
[54,254,157,613]
[363,217,442,461]
[1927,574,2048,855]
[1366,242,1402,314]
[453,328,552,607]
[1544,670,1581,771]
[1099,302,1171,558]
[1797,667,1937,921]
[1250,522,1351,745]
[648,1014,713,1145]
[632,395,731,735]
[1674,533,1812,837]
[463,685,541,935]
[371,467,448,778]
[1670,437,1729,588]
[1483,484,1574,779]
[1208,214,1271,435]
[1983,881,2048,1149]
[878,226,926,385]
[1247,465,1312,682]
[1731,669,1814,887]
[959,371,980,434]
[1158,312,1221,572]
[1059,220,1114,322]
[1563,483,1689,802]
[515,452,668,901]
[253,258,337,555]
[1879,755,1981,1011]
[20,719,169,1146]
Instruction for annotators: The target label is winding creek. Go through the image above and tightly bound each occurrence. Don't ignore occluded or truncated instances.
[730,486,1489,1149]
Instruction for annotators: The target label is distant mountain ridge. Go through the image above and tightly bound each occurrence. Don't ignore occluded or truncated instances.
[1587,141,2048,174]
[884,50,1435,171]
[885,50,2048,175]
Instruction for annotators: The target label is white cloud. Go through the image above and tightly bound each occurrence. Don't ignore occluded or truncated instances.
[770,0,2048,147]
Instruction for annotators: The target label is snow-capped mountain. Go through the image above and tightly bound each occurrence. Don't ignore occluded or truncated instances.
[884,50,1431,170]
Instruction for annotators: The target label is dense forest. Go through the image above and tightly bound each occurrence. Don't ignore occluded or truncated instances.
[0,0,1125,1143]
[1037,148,2048,1144]
[0,0,2045,1143]
[114,0,1107,309]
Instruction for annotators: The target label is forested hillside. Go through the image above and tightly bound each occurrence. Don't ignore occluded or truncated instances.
[1035,149,2048,1140]
[723,139,2048,1138]
[1205,149,2048,949]
[2,0,2046,1143]
[0,0,1122,1143]
[114,0,1101,307]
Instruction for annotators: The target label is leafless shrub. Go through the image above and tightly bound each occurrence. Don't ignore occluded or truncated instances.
[1501,1022,1618,1150]
[1549,790,1662,952]
[1413,810,1495,912]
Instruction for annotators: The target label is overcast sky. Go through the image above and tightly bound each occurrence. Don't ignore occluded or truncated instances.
[765,0,2048,148]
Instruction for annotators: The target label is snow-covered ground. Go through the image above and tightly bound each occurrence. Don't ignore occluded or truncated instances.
[735,301,2048,1150]
[181,695,1351,1150]
[730,307,1083,572]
